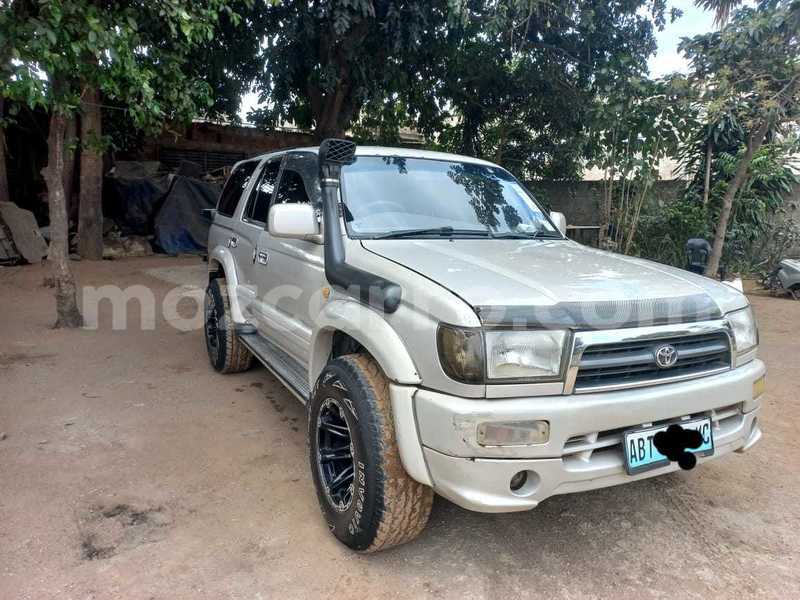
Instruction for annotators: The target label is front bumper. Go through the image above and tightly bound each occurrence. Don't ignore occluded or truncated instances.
[391,359,765,513]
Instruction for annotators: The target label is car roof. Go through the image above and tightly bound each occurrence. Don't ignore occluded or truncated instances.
[244,145,499,168]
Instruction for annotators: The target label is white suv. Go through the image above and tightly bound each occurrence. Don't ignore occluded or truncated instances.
[205,139,765,552]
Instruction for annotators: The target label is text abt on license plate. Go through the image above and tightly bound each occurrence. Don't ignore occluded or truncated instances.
[624,417,714,475]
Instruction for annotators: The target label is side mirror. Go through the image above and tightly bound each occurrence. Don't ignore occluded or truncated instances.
[550,211,567,236]
[268,203,318,239]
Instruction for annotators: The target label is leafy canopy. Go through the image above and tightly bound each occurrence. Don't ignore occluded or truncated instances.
[431,0,675,179]
[249,0,679,178]
[679,0,800,133]
[1,0,246,130]
[250,0,449,139]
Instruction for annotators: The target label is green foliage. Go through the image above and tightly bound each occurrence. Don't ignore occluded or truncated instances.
[663,0,800,273]
[632,197,711,266]
[587,75,697,180]
[583,74,699,252]
[250,0,448,139]
[249,0,672,175]
[719,142,800,272]
[632,141,799,273]
[680,1,800,132]
[1,0,244,132]
[184,2,272,123]
[429,0,671,180]
[635,0,800,275]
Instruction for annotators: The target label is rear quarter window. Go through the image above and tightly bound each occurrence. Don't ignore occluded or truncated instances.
[217,161,258,217]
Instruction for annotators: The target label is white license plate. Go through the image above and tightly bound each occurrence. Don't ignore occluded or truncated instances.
[624,417,714,475]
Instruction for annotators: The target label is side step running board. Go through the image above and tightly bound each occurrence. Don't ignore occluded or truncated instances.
[237,330,311,404]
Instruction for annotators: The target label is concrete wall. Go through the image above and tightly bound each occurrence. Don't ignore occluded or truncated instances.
[526,179,800,257]
[525,179,685,226]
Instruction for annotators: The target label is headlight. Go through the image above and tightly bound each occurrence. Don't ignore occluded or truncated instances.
[437,325,569,384]
[727,306,758,355]
[437,324,484,384]
[485,330,567,380]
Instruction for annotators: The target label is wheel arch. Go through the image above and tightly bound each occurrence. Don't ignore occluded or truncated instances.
[310,299,421,389]
[208,257,225,280]
[207,246,246,324]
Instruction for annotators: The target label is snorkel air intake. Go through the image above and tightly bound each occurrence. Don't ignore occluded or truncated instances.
[318,139,402,313]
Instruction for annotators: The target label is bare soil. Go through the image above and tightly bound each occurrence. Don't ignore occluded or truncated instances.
[1,256,798,599]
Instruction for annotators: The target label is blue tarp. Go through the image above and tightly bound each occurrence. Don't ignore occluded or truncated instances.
[106,176,170,236]
[153,176,221,255]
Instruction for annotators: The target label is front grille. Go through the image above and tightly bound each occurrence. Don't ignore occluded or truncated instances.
[574,332,731,392]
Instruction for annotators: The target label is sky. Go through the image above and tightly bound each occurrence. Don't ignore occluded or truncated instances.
[648,0,718,78]
[238,1,719,121]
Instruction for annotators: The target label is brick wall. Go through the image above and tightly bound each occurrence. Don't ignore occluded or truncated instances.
[137,122,315,172]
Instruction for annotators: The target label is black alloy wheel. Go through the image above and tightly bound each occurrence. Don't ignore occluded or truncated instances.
[316,398,356,511]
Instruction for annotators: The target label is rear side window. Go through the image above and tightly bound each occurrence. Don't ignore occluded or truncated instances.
[217,161,258,217]
[244,159,282,224]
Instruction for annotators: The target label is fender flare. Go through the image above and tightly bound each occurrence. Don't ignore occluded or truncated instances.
[309,299,421,388]
[207,245,246,324]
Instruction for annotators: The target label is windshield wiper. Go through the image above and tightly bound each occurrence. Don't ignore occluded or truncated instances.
[492,230,562,240]
[371,227,491,239]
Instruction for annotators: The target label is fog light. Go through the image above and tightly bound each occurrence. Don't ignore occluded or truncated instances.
[510,471,527,491]
[753,375,766,399]
[476,420,549,446]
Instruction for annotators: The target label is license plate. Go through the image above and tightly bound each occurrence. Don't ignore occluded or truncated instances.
[624,417,714,475]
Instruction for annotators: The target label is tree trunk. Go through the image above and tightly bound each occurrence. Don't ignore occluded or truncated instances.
[63,116,78,224]
[704,119,770,278]
[0,97,9,205]
[42,110,84,328]
[311,79,360,143]
[702,141,712,205]
[313,118,347,142]
[598,128,619,248]
[494,123,507,164]
[459,108,482,157]
[78,86,103,260]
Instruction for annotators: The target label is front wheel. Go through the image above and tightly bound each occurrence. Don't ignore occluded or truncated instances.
[308,354,433,552]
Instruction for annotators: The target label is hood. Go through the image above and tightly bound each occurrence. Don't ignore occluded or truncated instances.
[361,239,748,328]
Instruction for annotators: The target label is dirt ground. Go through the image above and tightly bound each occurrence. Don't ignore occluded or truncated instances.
[1,256,798,600]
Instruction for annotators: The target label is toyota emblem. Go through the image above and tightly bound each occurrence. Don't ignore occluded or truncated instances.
[654,344,679,368]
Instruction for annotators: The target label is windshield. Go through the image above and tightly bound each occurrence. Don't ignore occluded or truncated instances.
[340,156,560,239]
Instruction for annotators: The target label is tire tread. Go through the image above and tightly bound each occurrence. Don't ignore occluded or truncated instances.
[209,277,253,374]
[338,354,433,552]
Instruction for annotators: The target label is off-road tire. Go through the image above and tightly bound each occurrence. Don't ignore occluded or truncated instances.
[204,277,254,374]
[308,354,434,552]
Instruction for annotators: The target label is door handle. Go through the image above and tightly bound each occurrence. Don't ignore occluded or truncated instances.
[227,236,238,248]
[257,250,269,265]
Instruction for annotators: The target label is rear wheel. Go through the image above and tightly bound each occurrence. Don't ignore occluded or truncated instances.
[204,277,253,374]
[308,354,433,552]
